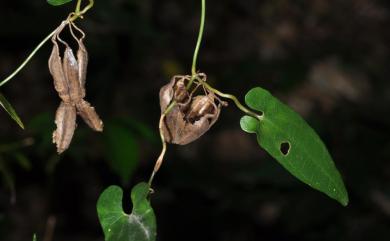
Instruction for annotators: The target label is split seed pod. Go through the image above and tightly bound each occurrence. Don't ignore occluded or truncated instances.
[48,20,103,153]
[53,101,77,154]
[159,75,221,145]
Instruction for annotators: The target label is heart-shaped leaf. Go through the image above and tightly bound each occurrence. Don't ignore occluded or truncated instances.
[47,0,73,6]
[0,92,24,129]
[97,183,156,241]
[240,87,348,206]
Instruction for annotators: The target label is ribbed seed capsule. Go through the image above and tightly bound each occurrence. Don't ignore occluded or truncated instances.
[53,101,77,154]
[48,20,104,153]
[49,41,71,103]
[63,47,83,103]
[77,41,88,98]
[186,95,217,123]
[76,100,103,132]
[159,75,221,145]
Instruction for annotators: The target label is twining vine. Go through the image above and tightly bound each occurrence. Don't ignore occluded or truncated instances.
[0,1,349,241]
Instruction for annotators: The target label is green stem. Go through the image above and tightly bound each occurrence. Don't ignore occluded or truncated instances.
[75,0,82,14]
[76,0,94,18]
[0,0,94,88]
[0,29,57,88]
[202,81,263,121]
[187,0,206,88]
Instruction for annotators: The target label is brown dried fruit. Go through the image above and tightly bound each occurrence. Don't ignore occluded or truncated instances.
[159,75,221,145]
[53,101,77,154]
[76,100,104,132]
[63,47,83,102]
[49,20,103,153]
[49,23,71,103]
[77,40,88,98]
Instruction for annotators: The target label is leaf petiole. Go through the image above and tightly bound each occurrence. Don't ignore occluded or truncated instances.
[194,76,263,121]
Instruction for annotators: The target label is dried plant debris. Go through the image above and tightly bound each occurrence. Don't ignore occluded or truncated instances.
[49,20,103,153]
[159,74,225,145]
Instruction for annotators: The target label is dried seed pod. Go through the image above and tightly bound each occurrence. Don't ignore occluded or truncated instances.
[63,47,84,103]
[49,20,104,153]
[173,77,190,103]
[52,101,77,153]
[159,76,192,112]
[159,76,221,145]
[49,37,71,103]
[186,95,218,123]
[77,40,88,98]
[76,100,104,132]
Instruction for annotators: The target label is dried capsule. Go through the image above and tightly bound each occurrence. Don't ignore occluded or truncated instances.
[53,101,77,154]
[49,26,71,103]
[173,77,190,103]
[159,75,221,145]
[63,47,83,103]
[48,20,104,153]
[76,100,104,132]
[77,40,88,98]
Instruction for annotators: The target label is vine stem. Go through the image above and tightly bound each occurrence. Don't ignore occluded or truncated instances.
[0,29,56,87]
[200,79,263,121]
[187,0,206,88]
[0,0,94,88]
[148,0,206,188]
[147,115,167,187]
[148,102,175,187]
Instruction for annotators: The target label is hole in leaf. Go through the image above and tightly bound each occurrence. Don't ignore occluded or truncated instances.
[280,142,290,156]
[122,190,132,214]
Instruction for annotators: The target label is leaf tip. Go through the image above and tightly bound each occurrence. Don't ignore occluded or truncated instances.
[339,192,349,207]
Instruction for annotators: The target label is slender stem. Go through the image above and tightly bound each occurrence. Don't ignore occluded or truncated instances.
[75,0,82,14]
[202,81,263,121]
[0,29,56,87]
[187,0,206,88]
[148,111,170,187]
[0,0,94,88]
[78,0,94,17]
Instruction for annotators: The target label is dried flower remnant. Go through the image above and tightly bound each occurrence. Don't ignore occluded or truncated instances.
[159,74,223,145]
[49,20,103,153]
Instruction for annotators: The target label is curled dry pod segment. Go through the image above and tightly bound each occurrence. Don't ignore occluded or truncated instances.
[186,95,220,124]
[63,47,84,103]
[76,100,104,132]
[77,40,88,98]
[159,75,221,145]
[53,101,77,154]
[49,23,71,103]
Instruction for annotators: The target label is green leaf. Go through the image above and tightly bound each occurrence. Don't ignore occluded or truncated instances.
[104,123,139,183]
[32,234,37,241]
[47,0,73,6]
[0,93,24,129]
[240,87,349,206]
[97,183,157,241]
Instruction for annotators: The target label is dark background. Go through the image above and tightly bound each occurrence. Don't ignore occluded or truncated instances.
[1,0,390,240]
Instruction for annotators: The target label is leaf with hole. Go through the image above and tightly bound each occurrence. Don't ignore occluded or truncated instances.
[97,183,156,241]
[0,92,24,129]
[240,87,348,206]
[47,0,73,6]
